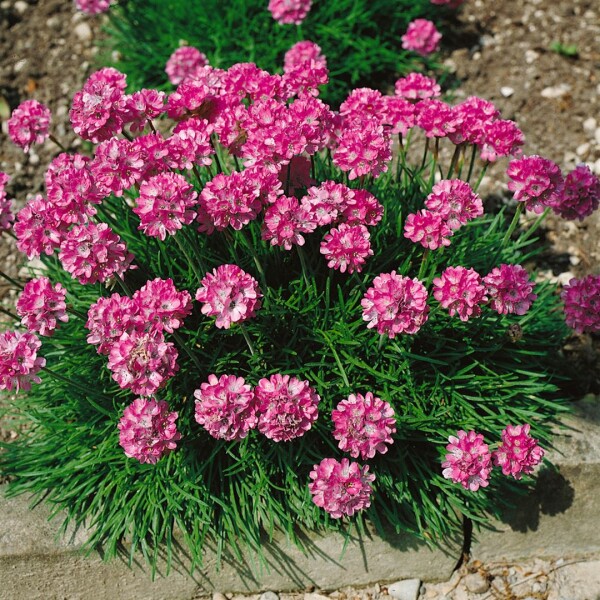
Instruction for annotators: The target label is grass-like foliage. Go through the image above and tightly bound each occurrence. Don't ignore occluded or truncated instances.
[104,0,442,106]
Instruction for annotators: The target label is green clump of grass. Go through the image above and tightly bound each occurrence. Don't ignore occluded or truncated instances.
[549,41,579,58]
[103,0,444,106]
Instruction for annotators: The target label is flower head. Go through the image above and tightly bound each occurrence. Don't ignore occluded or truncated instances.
[17,277,68,337]
[283,41,327,72]
[492,424,544,479]
[433,266,487,321]
[442,430,492,491]
[118,398,180,464]
[483,264,537,316]
[404,209,453,250]
[133,278,192,334]
[425,179,483,230]
[196,264,262,329]
[165,46,209,85]
[361,272,429,338]
[262,194,316,249]
[552,164,600,221]
[332,392,396,459]
[0,172,14,232]
[268,0,312,25]
[480,119,525,162]
[194,374,258,440]
[401,19,442,56]
[8,100,51,152]
[0,330,46,392]
[320,223,373,274]
[416,99,461,138]
[254,374,319,442]
[75,0,112,14]
[561,274,600,334]
[309,458,375,518]
[394,73,441,101]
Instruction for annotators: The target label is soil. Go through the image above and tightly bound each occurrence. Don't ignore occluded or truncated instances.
[0,0,599,593]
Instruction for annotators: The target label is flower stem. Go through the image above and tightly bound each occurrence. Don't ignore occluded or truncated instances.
[296,245,311,288]
[0,270,23,290]
[473,162,489,192]
[172,330,203,371]
[238,323,255,356]
[466,144,478,183]
[0,306,19,321]
[446,144,463,179]
[48,134,68,153]
[417,249,431,280]
[210,136,223,174]
[419,137,430,171]
[502,203,524,246]
[519,207,551,244]
[174,233,203,281]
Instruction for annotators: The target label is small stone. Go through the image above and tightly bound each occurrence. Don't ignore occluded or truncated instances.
[576,143,590,157]
[13,58,27,73]
[213,594,227,600]
[304,594,329,600]
[28,152,40,166]
[541,84,572,99]
[464,572,490,594]
[594,159,600,175]
[387,579,421,600]
[74,22,93,42]
[47,15,61,28]
[525,49,539,64]
[557,271,575,286]
[260,593,279,600]
[595,128,600,145]
[14,0,28,14]
[583,117,597,135]
[500,86,514,97]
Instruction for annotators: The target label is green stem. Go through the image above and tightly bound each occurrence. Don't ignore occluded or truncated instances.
[49,134,68,153]
[192,164,204,187]
[122,130,134,142]
[446,144,463,179]
[238,323,255,356]
[210,136,223,174]
[419,137,430,171]
[473,162,489,192]
[466,144,478,183]
[519,207,551,244]
[67,306,88,320]
[0,306,19,321]
[378,334,386,351]
[172,330,203,371]
[296,245,311,288]
[146,118,157,134]
[174,233,202,281]
[233,155,242,173]
[417,249,431,280]
[41,366,109,401]
[239,229,267,292]
[502,203,524,246]
[0,270,23,289]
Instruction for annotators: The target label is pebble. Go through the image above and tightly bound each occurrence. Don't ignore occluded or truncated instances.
[525,49,539,64]
[28,152,40,166]
[259,593,279,600]
[541,84,571,98]
[500,86,514,97]
[576,142,590,157]
[387,579,421,600]
[13,58,27,73]
[212,594,227,600]
[304,594,329,600]
[464,572,490,594]
[595,128,600,145]
[594,158,600,175]
[74,22,93,42]
[14,0,28,14]
[583,117,597,134]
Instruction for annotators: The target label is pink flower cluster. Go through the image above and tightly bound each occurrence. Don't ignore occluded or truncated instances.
[75,0,112,14]
[17,277,68,337]
[165,46,209,85]
[0,173,14,232]
[0,330,46,392]
[401,19,442,56]
[332,392,396,459]
[362,272,429,338]
[320,223,373,274]
[268,0,312,25]
[492,424,545,480]
[552,164,600,221]
[8,99,51,152]
[433,266,488,321]
[118,397,180,464]
[309,458,375,518]
[483,264,537,316]
[196,264,262,329]
[561,274,600,334]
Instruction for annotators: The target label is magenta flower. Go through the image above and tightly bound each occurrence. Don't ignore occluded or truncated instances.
[134,172,198,240]
[8,99,51,152]
[166,79,218,122]
[394,73,441,101]
[107,330,179,396]
[339,88,385,122]
[442,430,492,491]
[483,264,537,316]
[381,96,416,136]
[401,19,442,56]
[425,179,483,230]
[506,155,564,214]
[492,424,544,480]
[361,272,429,338]
[448,96,499,146]
[416,99,461,138]
[0,330,46,392]
[254,374,319,442]
[300,181,353,226]
[168,118,214,170]
[196,264,262,329]
[268,0,312,25]
[404,209,453,250]
[480,120,525,163]
[74,0,112,14]
[133,278,192,334]
[0,172,15,232]
[341,189,384,227]
[332,392,396,460]
[121,89,166,133]
[283,41,327,72]
[320,223,373,274]
[118,398,181,464]
[194,374,258,441]
[283,56,329,98]
[262,195,316,249]
[165,46,209,85]
[552,164,600,221]
[309,457,375,518]
[58,222,134,285]
[433,266,488,321]
[17,277,68,337]
[90,138,145,198]
[561,274,600,334]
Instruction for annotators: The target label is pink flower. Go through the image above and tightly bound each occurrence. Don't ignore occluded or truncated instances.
[309,457,375,518]
[74,0,112,14]
[395,73,441,101]
[416,99,461,138]
[0,172,15,232]
[168,118,214,170]
[402,19,442,56]
[333,118,392,181]
[448,96,499,146]
[133,278,192,334]
[506,155,564,214]
[552,164,600,221]
[483,264,537,316]
[404,209,453,250]
[381,96,416,136]
[282,59,329,98]
[17,277,68,337]
[283,41,327,72]
[254,374,319,442]
[339,88,385,122]
[442,430,492,491]
[108,330,179,396]
[361,272,429,338]
[262,194,316,249]
[300,181,353,226]
[118,398,181,464]
[480,120,525,162]
[195,264,262,329]
[320,223,373,274]
[0,330,46,392]
[425,179,483,230]
[433,266,488,321]
[90,138,145,198]
[165,46,209,85]
[194,374,258,441]
[332,392,396,460]
[340,189,384,227]
[8,100,51,152]
[166,80,218,122]
[58,222,134,285]
[121,89,166,133]
[268,0,312,25]
[134,172,198,240]
[561,274,600,334]
[493,424,544,480]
